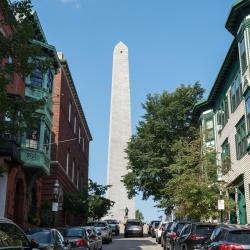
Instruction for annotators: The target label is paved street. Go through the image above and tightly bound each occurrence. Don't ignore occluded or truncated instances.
[103,235,162,250]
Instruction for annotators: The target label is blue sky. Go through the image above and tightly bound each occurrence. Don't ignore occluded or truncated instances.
[33,0,234,221]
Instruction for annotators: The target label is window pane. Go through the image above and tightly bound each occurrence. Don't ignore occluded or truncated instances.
[31,69,43,88]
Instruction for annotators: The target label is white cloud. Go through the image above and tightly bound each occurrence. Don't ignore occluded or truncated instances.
[59,0,81,9]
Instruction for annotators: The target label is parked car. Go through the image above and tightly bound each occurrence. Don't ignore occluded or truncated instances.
[124,219,143,237]
[165,221,187,250]
[87,221,112,243]
[104,219,120,235]
[62,226,93,250]
[0,217,39,249]
[204,224,250,250]
[156,221,168,244]
[84,226,102,250]
[151,221,161,238]
[27,228,69,250]
[148,220,161,235]
[175,222,217,250]
[162,222,173,248]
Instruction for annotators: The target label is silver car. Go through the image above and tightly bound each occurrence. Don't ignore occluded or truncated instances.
[87,221,112,243]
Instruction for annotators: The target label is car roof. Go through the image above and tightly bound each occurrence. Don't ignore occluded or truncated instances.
[217,224,250,231]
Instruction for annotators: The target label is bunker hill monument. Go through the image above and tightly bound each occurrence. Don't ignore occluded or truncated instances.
[107,42,135,221]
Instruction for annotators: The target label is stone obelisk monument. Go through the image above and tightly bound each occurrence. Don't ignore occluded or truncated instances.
[107,42,135,222]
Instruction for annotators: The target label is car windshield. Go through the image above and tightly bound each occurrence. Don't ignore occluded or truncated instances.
[165,223,173,232]
[0,223,30,248]
[88,222,107,227]
[28,231,51,244]
[227,231,250,244]
[196,225,216,235]
[176,223,185,234]
[127,221,141,226]
[64,228,84,237]
[105,220,117,224]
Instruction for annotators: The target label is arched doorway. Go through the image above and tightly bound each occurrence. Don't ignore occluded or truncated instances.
[13,178,25,227]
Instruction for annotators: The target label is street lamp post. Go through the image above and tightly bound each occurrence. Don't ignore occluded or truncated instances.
[52,179,60,228]
[217,176,225,223]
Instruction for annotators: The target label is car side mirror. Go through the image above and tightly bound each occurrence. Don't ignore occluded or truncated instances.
[63,240,69,246]
[30,239,39,248]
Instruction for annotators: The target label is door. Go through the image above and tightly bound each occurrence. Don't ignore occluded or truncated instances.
[238,184,247,224]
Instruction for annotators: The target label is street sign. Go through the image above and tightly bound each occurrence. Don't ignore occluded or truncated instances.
[218,199,225,210]
[52,202,59,212]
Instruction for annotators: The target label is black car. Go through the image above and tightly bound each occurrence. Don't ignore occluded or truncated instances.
[175,222,217,250]
[205,224,250,250]
[0,217,39,249]
[26,228,69,250]
[165,221,187,250]
[124,219,143,237]
[104,219,120,235]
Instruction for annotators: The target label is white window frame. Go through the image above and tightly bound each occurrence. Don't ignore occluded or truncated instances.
[66,150,69,175]
[72,160,75,182]
[78,127,81,144]
[68,102,72,122]
[74,115,76,134]
[76,168,79,189]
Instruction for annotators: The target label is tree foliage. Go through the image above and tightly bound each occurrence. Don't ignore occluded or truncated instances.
[135,209,144,221]
[123,83,204,201]
[123,82,234,220]
[0,0,55,174]
[63,179,114,221]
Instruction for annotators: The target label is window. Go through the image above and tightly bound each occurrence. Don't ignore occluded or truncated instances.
[47,70,53,93]
[205,119,214,141]
[66,150,70,175]
[235,118,247,160]
[82,136,85,152]
[217,96,229,128]
[30,68,43,88]
[44,124,50,154]
[221,138,231,169]
[78,127,81,144]
[239,36,248,73]
[76,167,79,189]
[246,97,250,132]
[0,223,30,248]
[230,73,242,112]
[72,160,75,182]
[26,125,40,149]
[68,102,71,122]
[74,115,76,134]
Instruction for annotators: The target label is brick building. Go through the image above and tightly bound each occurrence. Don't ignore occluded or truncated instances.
[0,1,60,229]
[194,0,250,224]
[41,52,92,226]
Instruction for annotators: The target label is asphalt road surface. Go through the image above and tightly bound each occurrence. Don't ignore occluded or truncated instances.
[102,235,162,250]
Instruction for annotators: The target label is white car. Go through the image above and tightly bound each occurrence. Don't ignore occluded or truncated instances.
[155,221,168,244]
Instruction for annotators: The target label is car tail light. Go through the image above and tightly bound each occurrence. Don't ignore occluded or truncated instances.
[171,233,177,239]
[188,234,206,240]
[218,244,243,250]
[75,239,89,247]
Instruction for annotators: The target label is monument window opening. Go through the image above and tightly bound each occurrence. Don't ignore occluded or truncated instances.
[120,51,123,53]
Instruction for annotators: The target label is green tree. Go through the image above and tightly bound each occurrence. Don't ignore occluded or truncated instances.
[63,180,114,221]
[123,83,204,201]
[88,179,114,220]
[135,209,144,221]
[0,0,55,173]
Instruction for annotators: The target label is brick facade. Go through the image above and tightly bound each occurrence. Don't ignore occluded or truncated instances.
[41,53,92,227]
